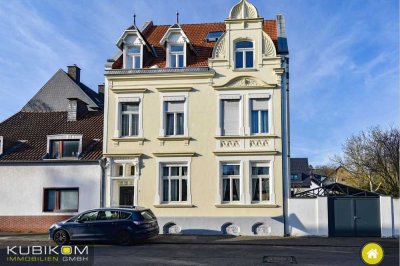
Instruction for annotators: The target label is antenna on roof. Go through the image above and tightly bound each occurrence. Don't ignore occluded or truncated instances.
[133,12,137,26]
[176,11,180,24]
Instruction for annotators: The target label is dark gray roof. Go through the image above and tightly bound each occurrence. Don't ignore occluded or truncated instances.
[22,69,103,112]
[290,158,310,174]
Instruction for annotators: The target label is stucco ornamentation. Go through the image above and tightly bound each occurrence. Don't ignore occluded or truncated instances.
[212,34,226,59]
[229,0,259,19]
[224,77,266,88]
[254,223,271,236]
[249,139,268,148]
[220,140,240,148]
[263,33,276,57]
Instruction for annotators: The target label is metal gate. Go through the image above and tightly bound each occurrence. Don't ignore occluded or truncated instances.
[328,197,381,237]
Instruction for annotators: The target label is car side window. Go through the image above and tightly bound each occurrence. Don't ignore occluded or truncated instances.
[78,211,98,222]
[119,211,132,220]
[97,210,119,221]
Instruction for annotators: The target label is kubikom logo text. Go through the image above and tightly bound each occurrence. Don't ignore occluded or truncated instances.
[5,245,90,263]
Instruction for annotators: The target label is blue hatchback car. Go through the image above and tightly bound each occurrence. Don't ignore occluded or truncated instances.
[49,207,159,245]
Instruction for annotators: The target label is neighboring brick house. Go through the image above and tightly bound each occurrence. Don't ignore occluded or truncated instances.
[103,0,291,236]
[0,65,104,232]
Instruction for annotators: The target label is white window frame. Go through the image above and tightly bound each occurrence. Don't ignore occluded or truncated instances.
[234,40,254,69]
[46,134,83,160]
[159,93,189,137]
[125,45,142,69]
[155,157,192,205]
[167,43,186,68]
[221,162,242,203]
[217,94,244,136]
[122,34,144,69]
[0,136,3,155]
[248,94,271,135]
[114,93,144,138]
[250,162,271,203]
[120,102,140,137]
[161,164,189,203]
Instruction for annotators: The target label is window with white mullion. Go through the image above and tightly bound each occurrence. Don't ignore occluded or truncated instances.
[121,103,139,137]
[235,41,254,69]
[162,165,188,203]
[251,165,270,202]
[251,98,268,134]
[169,44,185,68]
[221,164,240,202]
[165,101,184,136]
[126,45,141,69]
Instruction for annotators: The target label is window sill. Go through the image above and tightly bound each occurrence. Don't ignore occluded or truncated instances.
[153,204,195,208]
[232,68,258,72]
[43,158,79,161]
[112,137,145,142]
[215,135,278,139]
[43,210,78,213]
[158,136,191,146]
[215,204,279,208]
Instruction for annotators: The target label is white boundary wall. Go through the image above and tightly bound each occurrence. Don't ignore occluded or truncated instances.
[0,163,101,215]
[288,197,328,236]
[380,196,399,238]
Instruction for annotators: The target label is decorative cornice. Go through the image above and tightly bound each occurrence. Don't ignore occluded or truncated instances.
[214,76,276,90]
[152,152,196,157]
[213,151,278,156]
[156,87,192,92]
[215,135,279,140]
[110,88,148,93]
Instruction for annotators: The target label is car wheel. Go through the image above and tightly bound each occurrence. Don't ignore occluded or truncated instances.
[116,231,132,246]
[53,230,69,245]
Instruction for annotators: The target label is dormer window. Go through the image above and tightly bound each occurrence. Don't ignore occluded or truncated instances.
[235,41,254,69]
[126,45,142,69]
[0,136,3,155]
[169,44,185,68]
[50,140,80,159]
[47,135,82,159]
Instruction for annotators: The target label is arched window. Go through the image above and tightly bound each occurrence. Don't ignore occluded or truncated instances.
[235,41,254,69]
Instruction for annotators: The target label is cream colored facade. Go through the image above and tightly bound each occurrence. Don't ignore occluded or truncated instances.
[103,0,290,236]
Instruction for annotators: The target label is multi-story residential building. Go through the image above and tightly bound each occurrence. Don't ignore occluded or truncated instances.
[103,0,290,236]
[0,65,104,232]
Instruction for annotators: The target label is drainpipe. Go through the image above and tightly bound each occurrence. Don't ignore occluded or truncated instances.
[281,56,291,236]
[99,157,107,208]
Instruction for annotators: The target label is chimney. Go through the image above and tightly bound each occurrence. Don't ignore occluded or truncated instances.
[67,98,88,121]
[67,64,81,83]
[98,84,105,102]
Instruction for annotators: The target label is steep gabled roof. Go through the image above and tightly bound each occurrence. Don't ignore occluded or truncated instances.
[112,20,278,69]
[0,111,103,162]
[22,69,103,112]
[290,158,311,175]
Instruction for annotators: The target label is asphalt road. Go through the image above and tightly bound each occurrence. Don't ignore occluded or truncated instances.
[0,235,398,266]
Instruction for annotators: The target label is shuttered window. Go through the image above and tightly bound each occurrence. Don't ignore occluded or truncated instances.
[251,98,268,134]
[165,101,185,136]
[221,99,239,136]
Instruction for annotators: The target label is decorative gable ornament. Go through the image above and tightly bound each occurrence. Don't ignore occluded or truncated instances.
[219,76,275,89]
[229,0,259,20]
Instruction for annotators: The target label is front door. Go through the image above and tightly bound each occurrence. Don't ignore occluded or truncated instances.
[119,186,134,206]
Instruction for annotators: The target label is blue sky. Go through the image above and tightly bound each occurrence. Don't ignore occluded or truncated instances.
[0,0,398,166]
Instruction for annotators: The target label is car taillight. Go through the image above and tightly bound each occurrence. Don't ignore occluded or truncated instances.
[133,221,148,225]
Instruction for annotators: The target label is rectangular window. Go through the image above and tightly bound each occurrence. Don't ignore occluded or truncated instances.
[162,165,188,203]
[126,46,141,69]
[165,101,184,136]
[121,102,139,137]
[50,140,80,159]
[221,99,240,136]
[251,165,270,202]
[169,45,185,68]
[44,188,78,212]
[250,99,269,134]
[291,174,299,181]
[221,164,240,202]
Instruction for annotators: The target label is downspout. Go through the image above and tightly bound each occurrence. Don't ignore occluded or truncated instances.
[99,157,107,208]
[281,56,291,236]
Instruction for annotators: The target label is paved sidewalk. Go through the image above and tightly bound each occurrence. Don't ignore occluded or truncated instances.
[0,232,398,248]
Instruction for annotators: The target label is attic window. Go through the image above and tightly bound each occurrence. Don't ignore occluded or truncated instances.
[168,44,185,68]
[126,45,142,69]
[46,134,82,160]
[206,31,224,42]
